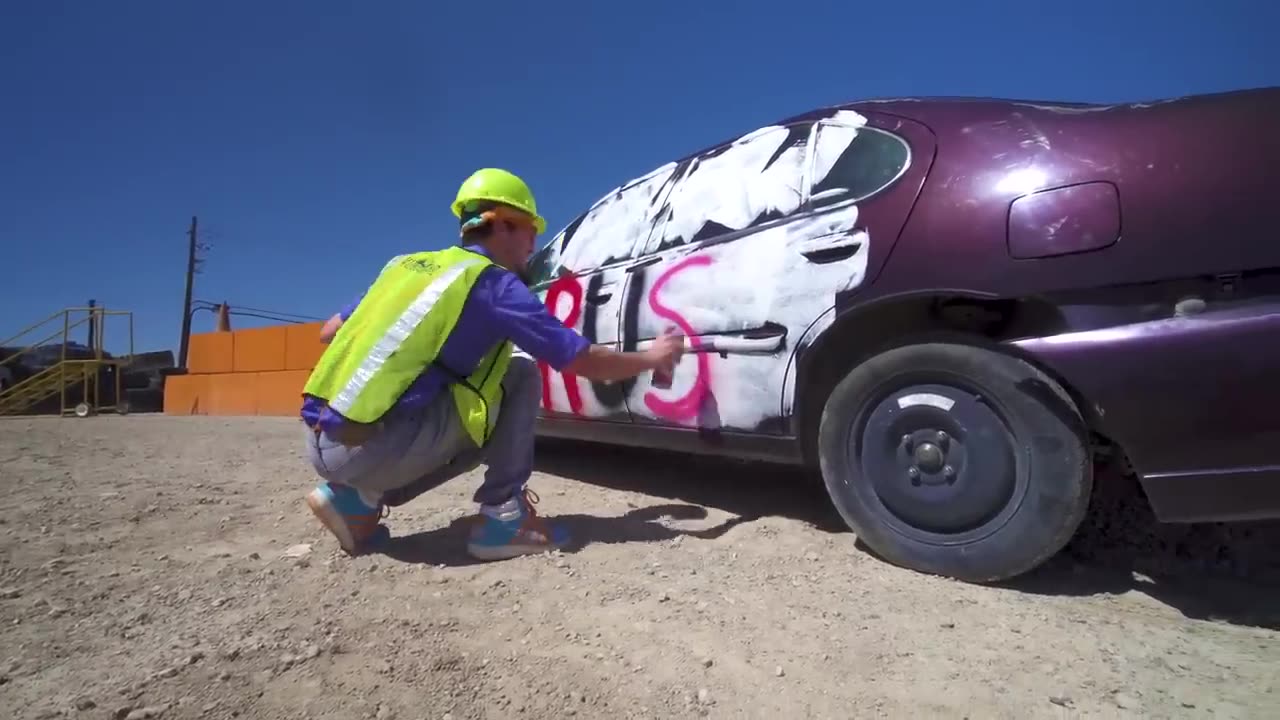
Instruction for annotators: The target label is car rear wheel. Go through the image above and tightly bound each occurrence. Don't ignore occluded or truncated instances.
[817,341,1092,583]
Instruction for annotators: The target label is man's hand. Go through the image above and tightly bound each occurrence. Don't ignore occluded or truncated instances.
[319,313,345,344]
[644,327,685,378]
[561,326,688,382]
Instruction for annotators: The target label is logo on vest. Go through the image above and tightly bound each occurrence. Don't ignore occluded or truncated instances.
[399,256,441,274]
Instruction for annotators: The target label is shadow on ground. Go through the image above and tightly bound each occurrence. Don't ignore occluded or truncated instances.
[1012,463,1280,630]
[999,557,1280,631]
[379,502,753,568]
[533,437,847,532]
[528,438,1280,629]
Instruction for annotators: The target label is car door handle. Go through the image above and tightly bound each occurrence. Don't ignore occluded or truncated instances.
[702,335,785,354]
[638,334,785,355]
[801,240,862,264]
[640,325,787,355]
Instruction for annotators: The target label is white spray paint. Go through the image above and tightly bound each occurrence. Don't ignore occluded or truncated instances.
[623,205,867,431]
[656,125,807,248]
[780,306,838,418]
[538,161,680,278]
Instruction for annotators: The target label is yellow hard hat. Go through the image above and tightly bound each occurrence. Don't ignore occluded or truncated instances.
[451,168,547,235]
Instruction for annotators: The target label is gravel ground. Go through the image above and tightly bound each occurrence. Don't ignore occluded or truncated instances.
[1,415,1277,719]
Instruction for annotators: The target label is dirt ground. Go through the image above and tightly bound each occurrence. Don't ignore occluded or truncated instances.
[1,416,1278,720]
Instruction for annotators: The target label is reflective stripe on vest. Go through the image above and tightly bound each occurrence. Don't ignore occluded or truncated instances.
[303,246,513,446]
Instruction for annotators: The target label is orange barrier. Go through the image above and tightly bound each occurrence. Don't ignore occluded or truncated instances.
[205,372,259,415]
[164,369,314,417]
[256,370,311,415]
[285,322,326,370]
[232,325,288,373]
[162,374,209,415]
[168,324,325,417]
[187,332,234,374]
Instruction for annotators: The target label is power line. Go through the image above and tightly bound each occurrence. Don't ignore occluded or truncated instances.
[224,310,315,325]
[191,299,325,323]
[223,305,325,322]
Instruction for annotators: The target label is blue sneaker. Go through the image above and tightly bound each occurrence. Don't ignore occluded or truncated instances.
[467,488,570,561]
[305,482,390,555]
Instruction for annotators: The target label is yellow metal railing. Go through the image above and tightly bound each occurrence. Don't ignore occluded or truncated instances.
[0,307,136,417]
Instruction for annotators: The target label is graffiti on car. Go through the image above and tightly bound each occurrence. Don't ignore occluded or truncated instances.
[641,254,714,422]
[525,107,875,432]
[536,254,717,425]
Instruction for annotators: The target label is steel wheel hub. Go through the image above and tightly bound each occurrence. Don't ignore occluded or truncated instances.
[854,382,1018,537]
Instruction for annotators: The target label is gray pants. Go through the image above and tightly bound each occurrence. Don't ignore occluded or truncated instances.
[303,355,541,507]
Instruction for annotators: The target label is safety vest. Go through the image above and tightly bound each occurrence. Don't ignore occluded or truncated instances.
[303,246,513,447]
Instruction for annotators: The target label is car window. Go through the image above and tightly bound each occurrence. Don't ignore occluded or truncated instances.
[524,236,563,288]
[537,162,680,280]
[643,123,813,254]
[810,124,910,208]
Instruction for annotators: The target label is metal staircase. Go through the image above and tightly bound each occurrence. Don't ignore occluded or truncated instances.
[0,307,135,417]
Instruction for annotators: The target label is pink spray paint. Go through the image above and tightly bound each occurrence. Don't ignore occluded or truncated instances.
[538,273,585,414]
[643,255,713,422]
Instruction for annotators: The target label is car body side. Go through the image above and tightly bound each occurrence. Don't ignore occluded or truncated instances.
[529,88,1280,525]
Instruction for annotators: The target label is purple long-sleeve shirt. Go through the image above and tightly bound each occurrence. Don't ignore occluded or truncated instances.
[301,245,587,432]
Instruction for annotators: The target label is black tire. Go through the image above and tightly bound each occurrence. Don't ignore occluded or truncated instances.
[817,341,1092,583]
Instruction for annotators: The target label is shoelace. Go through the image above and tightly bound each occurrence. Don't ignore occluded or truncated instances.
[518,488,559,541]
[521,487,541,516]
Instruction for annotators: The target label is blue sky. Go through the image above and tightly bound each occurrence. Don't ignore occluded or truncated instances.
[2,0,1275,356]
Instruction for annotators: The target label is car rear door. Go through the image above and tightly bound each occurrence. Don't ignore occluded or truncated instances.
[616,120,821,435]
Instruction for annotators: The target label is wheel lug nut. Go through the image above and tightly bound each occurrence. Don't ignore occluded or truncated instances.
[901,434,914,451]
[907,467,921,486]
[936,430,949,445]
[943,465,955,483]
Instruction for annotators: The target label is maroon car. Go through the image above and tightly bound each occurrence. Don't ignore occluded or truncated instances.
[523,86,1280,582]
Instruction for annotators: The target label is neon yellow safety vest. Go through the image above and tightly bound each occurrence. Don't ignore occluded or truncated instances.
[303,246,513,447]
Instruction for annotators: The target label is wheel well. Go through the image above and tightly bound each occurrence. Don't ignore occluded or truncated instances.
[794,293,1112,465]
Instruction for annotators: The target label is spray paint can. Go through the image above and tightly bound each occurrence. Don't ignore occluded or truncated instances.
[652,365,673,389]
[651,326,682,389]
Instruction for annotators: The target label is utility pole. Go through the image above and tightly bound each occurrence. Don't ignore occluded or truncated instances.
[178,215,198,370]
[87,298,96,352]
